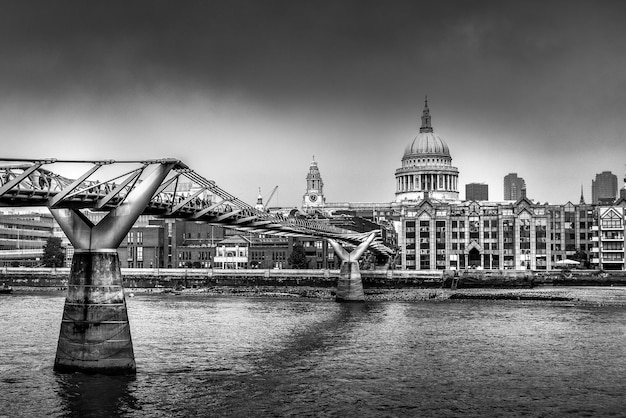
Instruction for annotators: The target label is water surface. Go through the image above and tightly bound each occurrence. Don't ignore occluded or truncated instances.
[1,291,625,417]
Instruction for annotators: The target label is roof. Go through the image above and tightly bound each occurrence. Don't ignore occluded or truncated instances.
[216,235,250,246]
[403,132,451,158]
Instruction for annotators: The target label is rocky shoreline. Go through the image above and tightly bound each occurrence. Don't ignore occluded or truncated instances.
[9,285,626,306]
[134,285,626,305]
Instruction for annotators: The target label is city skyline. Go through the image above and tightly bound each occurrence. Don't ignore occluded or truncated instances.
[1,1,626,207]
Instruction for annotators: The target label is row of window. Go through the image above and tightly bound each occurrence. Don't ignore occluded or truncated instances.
[250,251,287,261]
[127,232,143,245]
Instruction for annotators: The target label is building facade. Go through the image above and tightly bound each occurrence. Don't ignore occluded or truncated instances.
[504,173,526,201]
[119,219,225,268]
[465,183,489,201]
[0,211,56,266]
[214,235,250,269]
[395,99,459,202]
[592,204,625,270]
[248,237,289,269]
[212,235,334,269]
[592,171,618,204]
[397,197,595,270]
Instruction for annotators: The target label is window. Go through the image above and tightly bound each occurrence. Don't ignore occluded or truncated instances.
[137,232,143,245]
[137,247,143,261]
[601,211,623,229]
[603,242,623,250]
[127,232,133,244]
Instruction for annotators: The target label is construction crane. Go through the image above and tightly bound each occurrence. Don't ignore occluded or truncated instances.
[264,185,278,210]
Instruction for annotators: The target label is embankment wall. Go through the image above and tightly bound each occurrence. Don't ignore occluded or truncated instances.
[2,267,626,288]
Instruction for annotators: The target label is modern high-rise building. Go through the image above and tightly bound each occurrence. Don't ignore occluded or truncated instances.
[592,171,617,204]
[465,183,489,201]
[504,173,526,200]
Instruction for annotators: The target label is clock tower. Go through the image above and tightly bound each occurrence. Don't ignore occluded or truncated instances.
[302,156,325,211]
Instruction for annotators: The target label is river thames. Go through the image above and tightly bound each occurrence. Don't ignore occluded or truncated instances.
[1,290,625,417]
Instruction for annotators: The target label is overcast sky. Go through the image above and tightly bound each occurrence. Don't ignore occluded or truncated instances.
[2,0,626,206]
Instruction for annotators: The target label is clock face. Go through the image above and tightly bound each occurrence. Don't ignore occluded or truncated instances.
[309,193,317,202]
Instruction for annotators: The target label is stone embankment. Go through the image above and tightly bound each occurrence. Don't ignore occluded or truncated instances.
[2,266,626,288]
[3,267,626,305]
[117,285,626,306]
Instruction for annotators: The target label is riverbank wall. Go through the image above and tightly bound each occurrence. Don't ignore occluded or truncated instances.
[2,267,626,289]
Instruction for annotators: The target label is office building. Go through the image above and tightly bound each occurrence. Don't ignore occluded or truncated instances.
[504,173,526,200]
[465,183,489,201]
[592,171,618,204]
[0,211,56,266]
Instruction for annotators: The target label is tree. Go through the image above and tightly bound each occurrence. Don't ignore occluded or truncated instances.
[42,237,65,267]
[288,244,308,269]
[571,248,589,269]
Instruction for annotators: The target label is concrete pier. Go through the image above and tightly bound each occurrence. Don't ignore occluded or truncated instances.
[328,233,377,302]
[50,162,175,374]
[335,260,365,302]
[54,251,135,374]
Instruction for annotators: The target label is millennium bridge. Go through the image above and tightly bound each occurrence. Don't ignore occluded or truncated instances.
[0,158,392,374]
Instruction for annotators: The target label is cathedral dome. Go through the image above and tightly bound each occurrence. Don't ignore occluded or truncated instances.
[402,97,450,159]
[403,132,450,158]
[395,98,460,203]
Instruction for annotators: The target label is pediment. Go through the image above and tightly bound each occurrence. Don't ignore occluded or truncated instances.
[465,240,483,253]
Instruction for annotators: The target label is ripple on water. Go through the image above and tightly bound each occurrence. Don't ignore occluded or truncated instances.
[1,292,626,417]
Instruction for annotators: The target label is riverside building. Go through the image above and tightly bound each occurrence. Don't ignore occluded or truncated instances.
[295,99,626,271]
[397,195,596,270]
[592,204,626,270]
[389,100,624,271]
[0,210,55,266]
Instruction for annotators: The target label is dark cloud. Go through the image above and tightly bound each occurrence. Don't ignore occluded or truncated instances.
[1,0,626,203]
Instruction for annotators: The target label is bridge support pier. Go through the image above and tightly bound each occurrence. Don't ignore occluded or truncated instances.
[50,163,174,374]
[54,250,134,374]
[328,233,376,303]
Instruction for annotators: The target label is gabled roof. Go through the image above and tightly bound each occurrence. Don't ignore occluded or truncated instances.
[514,195,534,208]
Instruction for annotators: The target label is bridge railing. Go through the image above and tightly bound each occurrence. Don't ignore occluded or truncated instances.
[0,158,394,255]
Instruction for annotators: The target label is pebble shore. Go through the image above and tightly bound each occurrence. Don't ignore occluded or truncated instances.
[122,285,626,306]
[10,285,626,306]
